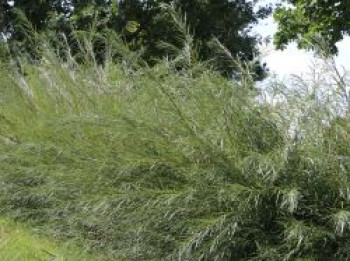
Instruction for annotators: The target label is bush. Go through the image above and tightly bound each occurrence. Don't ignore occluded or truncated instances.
[0,37,349,260]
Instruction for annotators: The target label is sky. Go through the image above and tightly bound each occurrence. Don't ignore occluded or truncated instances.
[253,2,350,78]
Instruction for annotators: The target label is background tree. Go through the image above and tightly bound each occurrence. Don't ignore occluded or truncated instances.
[274,0,350,53]
[117,0,272,77]
[0,1,11,39]
[1,0,272,78]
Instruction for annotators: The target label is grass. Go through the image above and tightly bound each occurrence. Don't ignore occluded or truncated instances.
[0,219,96,261]
[0,36,349,260]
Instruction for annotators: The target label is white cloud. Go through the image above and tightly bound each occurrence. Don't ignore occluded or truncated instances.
[262,44,313,77]
[336,38,350,69]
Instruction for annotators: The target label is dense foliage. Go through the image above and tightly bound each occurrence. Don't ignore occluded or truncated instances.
[0,35,350,259]
[274,0,350,53]
[1,1,350,260]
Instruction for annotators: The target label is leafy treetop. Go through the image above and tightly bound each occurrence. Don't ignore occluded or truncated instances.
[274,0,350,53]
[1,0,272,78]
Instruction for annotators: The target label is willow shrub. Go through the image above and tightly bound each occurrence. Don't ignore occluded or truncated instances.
[0,38,349,260]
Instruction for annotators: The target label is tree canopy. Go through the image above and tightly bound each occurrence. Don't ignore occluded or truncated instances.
[274,0,350,53]
[0,0,272,77]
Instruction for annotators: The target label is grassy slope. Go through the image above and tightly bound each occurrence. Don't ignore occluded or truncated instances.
[0,219,96,261]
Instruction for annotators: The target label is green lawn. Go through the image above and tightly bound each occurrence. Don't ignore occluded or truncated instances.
[0,219,94,261]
